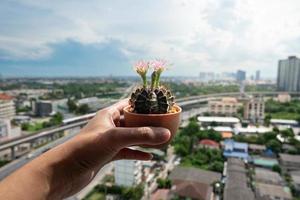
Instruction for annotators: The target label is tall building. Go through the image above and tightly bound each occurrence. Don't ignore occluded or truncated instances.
[243,96,265,123]
[114,160,142,187]
[255,70,260,81]
[277,56,300,92]
[0,93,16,120]
[236,70,246,82]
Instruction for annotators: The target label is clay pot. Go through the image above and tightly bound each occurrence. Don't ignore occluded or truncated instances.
[123,105,182,148]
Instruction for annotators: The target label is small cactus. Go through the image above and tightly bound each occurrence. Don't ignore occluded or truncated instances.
[129,60,175,114]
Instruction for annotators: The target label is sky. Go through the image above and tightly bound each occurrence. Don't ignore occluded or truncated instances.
[1,0,300,77]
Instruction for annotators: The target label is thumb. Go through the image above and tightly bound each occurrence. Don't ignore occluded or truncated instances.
[104,127,171,149]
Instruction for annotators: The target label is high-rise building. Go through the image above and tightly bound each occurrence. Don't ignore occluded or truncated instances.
[236,70,246,82]
[277,56,300,92]
[114,160,142,187]
[255,70,260,81]
[0,93,16,120]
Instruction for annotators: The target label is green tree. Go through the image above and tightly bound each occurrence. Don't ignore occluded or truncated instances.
[272,164,282,174]
[76,104,90,114]
[67,98,77,112]
[266,139,282,153]
[264,114,272,126]
[157,178,172,189]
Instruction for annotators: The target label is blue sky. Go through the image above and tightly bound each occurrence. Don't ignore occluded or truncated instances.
[1,0,300,77]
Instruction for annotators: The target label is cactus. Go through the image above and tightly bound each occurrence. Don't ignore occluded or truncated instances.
[129,60,175,114]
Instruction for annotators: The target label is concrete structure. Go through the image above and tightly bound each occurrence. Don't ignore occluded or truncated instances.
[224,158,255,200]
[243,96,265,123]
[236,70,246,82]
[255,183,292,200]
[169,166,221,200]
[223,140,249,161]
[279,154,300,172]
[208,97,240,116]
[114,160,142,187]
[0,119,21,140]
[33,101,53,117]
[277,93,291,103]
[277,56,300,92]
[0,94,16,120]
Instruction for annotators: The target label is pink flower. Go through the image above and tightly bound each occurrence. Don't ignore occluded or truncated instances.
[134,60,149,75]
[151,59,168,73]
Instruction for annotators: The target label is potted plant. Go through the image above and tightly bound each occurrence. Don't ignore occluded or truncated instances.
[123,60,182,147]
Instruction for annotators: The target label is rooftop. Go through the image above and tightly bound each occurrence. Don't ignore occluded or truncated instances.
[172,180,212,200]
[169,166,221,185]
[271,119,298,125]
[253,157,278,168]
[254,168,283,185]
[198,116,240,123]
[279,153,300,163]
[249,144,266,151]
[224,158,255,200]
[199,139,219,147]
[0,93,14,100]
[150,189,170,200]
[255,183,292,200]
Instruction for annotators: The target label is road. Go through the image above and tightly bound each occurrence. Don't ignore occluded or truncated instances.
[0,127,80,180]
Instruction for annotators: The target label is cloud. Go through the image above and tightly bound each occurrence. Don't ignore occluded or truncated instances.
[1,0,300,77]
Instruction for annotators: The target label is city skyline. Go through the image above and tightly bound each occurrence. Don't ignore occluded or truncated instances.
[1,0,300,77]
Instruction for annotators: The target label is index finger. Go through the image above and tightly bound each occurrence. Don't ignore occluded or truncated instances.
[110,98,129,114]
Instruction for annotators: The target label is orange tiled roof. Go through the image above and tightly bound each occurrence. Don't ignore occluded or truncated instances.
[222,132,233,139]
[199,139,219,147]
[0,93,14,100]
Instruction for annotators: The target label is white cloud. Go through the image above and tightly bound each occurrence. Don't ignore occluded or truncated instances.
[1,0,300,77]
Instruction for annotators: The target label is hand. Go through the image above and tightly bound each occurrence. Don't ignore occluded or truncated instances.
[0,99,171,200]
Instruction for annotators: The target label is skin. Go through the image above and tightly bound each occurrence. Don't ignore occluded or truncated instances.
[0,100,171,200]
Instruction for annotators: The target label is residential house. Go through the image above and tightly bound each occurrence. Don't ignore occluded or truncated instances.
[223,139,249,161]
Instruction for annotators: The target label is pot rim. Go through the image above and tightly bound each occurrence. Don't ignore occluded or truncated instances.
[123,104,182,117]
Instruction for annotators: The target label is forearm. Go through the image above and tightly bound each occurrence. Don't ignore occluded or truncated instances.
[0,137,81,200]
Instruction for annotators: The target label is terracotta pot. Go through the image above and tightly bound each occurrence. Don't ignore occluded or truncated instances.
[123,105,182,148]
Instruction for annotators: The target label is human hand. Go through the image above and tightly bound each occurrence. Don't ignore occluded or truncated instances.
[0,99,171,200]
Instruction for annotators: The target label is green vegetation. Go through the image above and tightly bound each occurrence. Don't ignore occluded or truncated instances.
[272,164,282,174]
[0,160,10,167]
[166,83,275,98]
[67,99,91,115]
[180,148,224,173]
[84,184,144,200]
[265,99,300,120]
[167,83,239,98]
[157,178,172,189]
[22,113,63,132]
[172,121,224,172]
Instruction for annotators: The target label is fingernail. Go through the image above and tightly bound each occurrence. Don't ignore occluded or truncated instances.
[157,128,171,141]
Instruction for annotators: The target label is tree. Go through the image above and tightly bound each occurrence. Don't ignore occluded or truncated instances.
[272,164,282,174]
[266,139,282,153]
[209,161,224,173]
[264,114,272,126]
[50,112,63,126]
[76,104,90,114]
[21,123,29,131]
[67,98,77,112]
[157,178,172,189]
